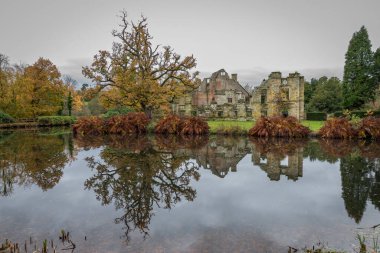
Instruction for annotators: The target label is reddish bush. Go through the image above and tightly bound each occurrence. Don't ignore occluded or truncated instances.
[180,116,210,135]
[154,114,183,134]
[126,112,150,134]
[357,116,380,139]
[73,117,105,136]
[248,116,310,138]
[106,115,131,135]
[107,112,150,135]
[73,113,150,136]
[318,117,356,139]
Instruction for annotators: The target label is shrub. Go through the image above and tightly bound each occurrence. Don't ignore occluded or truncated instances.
[107,112,150,135]
[125,112,150,134]
[180,116,209,135]
[248,116,311,138]
[73,113,150,136]
[0,112,15,123]
[334,110,380,118]
[154,114,183,134]
[306,112,327,121]
[37,116,76,126]
[73,117,106,136]
[318,117,356,139]
[103,107,134,118]
[357,116,380,139]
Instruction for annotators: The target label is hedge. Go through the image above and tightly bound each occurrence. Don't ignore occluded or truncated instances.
[334,111,380,118]
[0,112,15,123]
[37,116,76,126]
[306,112,327,121]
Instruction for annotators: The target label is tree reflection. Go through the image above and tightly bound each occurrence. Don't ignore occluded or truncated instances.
[83,135,200,240]
[320,139,380,223]
[0,131,72,195]
[340,154,373,223]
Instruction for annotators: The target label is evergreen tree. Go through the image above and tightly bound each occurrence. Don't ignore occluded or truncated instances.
[67,92,73,116]
[343,26,375,109]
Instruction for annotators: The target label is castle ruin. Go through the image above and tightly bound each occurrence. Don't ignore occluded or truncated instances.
[173,69,305,120]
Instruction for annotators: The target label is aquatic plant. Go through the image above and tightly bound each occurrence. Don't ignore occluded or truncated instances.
[318,117,356,139]
[248,116,310,138]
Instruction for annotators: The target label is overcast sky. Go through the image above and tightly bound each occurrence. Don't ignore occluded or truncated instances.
[1,0,380,85]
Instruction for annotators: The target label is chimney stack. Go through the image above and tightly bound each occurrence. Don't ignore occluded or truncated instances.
[231,73,238,81]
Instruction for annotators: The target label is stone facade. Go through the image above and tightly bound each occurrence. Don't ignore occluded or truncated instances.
[173,69,252,119]
[251,71,305,120]
[173,69,305,120]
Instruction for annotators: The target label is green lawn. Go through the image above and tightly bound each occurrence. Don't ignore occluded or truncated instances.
[301,120,325,132]
[207,120,255,133]
[207,120,325,133]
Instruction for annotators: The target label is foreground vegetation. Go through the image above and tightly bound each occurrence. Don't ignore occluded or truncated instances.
[72,113,380,139]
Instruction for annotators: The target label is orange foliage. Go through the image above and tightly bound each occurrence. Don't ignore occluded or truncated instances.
[154,114,183,134]
[73,117,106,136]
[180,116,209,135]
[73,113,150,136]
[318,118,356,139]
[107,112,150,135]
[248,116,310,138]
[357,116,380,139]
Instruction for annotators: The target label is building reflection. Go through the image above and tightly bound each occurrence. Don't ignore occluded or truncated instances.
[250,139,305,181]
[190,137,250,178]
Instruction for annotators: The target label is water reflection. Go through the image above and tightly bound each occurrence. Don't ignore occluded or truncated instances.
[1,130,380,250]
[80,135,201,240]
[251,139,305,181]
[0,130,73,196]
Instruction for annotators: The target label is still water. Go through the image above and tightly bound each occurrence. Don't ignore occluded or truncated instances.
[0,128,380,252]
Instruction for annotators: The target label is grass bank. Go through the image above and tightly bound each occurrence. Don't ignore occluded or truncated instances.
[207,120,324,134]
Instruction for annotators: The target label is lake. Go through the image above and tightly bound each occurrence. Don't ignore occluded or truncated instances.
[0,128,380,252]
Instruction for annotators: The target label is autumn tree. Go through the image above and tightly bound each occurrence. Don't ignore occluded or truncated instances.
[83,11,199,117]
[22,58,67,117]
[0,54,12,112]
